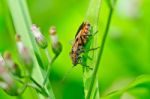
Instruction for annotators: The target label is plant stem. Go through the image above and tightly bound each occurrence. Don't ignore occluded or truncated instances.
[30,77,50,97]
[86,5,114,99]
[43,55,58,86]
[45,48,52,63]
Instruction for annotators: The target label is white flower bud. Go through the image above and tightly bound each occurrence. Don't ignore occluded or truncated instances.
[0,55,18,96]
[0,54,13,84]
[49,26,58,44]
[3,51,21,77]
[49,26,62,55]
[31,24,48,49]
[0,55,5,67]
[3,51,14,68]
[15,34,33,75]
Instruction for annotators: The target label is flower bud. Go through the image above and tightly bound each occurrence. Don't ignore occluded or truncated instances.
[0,54,18,96]
[0,54,5,67]
[3,51,21,77]
[49,26,62,55]
[31,24,48,49]
[15,34,33,75]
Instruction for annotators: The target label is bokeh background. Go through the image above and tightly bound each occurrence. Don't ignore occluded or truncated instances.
[0,0,150,99]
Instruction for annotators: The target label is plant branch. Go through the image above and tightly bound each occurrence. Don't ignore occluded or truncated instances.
[43,55,58,86]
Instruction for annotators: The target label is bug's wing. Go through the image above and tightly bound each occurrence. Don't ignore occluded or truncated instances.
[75,22,85,38]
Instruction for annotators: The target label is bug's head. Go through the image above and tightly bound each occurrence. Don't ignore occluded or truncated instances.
[86,22,90,26]
[84,22,91,33]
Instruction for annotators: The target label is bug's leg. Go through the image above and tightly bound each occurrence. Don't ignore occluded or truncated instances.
[77,57,93,70]
[87,56,92,60]
[77,56,82,63]
[93,30,98,36]
[79,46,100,53]
[80,62,93,70]
[87,46,100,52]
[82,64,93,70]
[80,34,92,38]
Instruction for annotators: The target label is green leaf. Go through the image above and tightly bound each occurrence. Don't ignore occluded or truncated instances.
[7,0,55,98]
[101,75,150,99]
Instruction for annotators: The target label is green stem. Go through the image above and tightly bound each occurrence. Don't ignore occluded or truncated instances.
[30,77,50,97]
[86,5,114,99]
[43,55,58,86]
[45,48,52,63]
[14,76,49,97]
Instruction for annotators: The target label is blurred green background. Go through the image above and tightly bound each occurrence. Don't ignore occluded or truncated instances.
[0,0,150,99]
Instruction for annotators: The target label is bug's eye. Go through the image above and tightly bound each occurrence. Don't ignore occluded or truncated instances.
[87,23,90,26]
[76,38,78,42]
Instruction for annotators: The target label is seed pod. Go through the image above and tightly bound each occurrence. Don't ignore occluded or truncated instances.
[15,34,33,76]
[31,24,48,49]
[3,51,21,77]
[49,26,62,56]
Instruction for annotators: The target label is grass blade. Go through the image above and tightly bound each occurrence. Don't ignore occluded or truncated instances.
[7,0,55,98]
[82,0,102,99]
[86,2,114,99]
[101,75,150,99]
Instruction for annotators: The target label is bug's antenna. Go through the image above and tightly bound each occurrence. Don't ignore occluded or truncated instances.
[61,66,75,83]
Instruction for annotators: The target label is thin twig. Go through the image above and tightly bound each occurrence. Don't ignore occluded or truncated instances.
[43,55,58,86]
[30,77,43,89]
[30,77,50,97]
